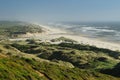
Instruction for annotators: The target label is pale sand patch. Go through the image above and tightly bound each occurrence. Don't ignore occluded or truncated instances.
[35,71,44,77]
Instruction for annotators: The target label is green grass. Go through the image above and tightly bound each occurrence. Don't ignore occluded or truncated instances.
[0,55,46,80]
[0,21,44,39]
[0,54,119,80]
[0,40,120,80]
[10,40,120,70]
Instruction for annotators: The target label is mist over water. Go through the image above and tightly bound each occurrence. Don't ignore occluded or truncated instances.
[47,22,120,43]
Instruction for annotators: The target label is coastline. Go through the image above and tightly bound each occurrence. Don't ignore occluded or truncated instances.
[10,25,120,51]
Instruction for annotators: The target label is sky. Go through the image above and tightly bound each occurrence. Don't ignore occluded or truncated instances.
[0,0,120,23]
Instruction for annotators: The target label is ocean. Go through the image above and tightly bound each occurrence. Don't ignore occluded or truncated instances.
[47,22,120,44]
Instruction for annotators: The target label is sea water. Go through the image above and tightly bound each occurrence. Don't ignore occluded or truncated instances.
[48,22,120,44]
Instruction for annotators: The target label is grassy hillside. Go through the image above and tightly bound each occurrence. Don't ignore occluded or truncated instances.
[0,21,44,39]
[0,39,119,80]
[0,21,120,80]
[1,54,120,80]
[11,40,120,69]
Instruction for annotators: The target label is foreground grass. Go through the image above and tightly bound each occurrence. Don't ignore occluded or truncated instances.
[0,40,120,80]
[0,54,120,80]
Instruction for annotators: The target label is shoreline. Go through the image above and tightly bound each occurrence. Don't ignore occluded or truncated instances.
[10,24,120,51]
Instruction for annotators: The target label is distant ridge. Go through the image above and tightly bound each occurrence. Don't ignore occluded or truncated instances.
[0,21,45,39]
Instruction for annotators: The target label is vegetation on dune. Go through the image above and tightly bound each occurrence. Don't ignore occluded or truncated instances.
[11,40,120,69]
[51,36,78,43]
[58,43,120,59]
[0,21,44,39]
[0,53,119,80]
[0,55,46,80]
[100,62,120,77]
[7,39,120,79]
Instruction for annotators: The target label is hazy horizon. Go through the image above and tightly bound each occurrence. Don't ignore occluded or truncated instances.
[0,0,120,23]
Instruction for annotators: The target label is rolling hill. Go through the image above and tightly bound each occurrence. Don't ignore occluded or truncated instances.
[0,39,119,80]
[0,21,120,80]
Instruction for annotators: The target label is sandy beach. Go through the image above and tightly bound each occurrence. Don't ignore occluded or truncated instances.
[10,24,120,51]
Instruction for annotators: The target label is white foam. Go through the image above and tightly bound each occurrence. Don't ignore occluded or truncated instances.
[81,27,115,33]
